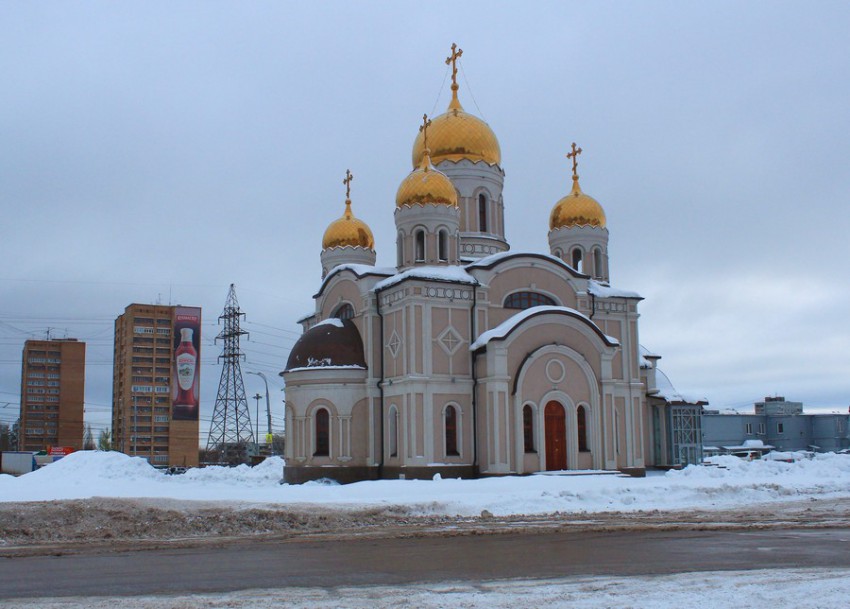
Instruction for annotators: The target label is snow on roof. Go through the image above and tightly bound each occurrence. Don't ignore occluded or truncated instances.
[315,263,395,297]
[374,265,478,292]
[465,250,585,276]
[587,279,642,300]
[296,311,316,323]
[470,305,618,351]
[313,317,344,329]
[465,251,525,268]
[286,364,366,373]
[638,345,661,369]
[653,368,707,405]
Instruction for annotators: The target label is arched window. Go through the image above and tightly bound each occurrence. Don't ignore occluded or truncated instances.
[523,404,535,453]
[415,229,425,262]
[571,247,583,272]
[504,291,557,309]
[438,229,448,261]
[553,248,562,259]
[445,405,459,456]
[577,405,588,452]
[397,233,404,266]
[593,248,603,278]
[314,408,329,456]
[332,303,354,320]
[478,194,488,232]
[388,406,398,458]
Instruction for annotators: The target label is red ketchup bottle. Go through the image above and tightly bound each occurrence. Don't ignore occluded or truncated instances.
[174,328,197,409]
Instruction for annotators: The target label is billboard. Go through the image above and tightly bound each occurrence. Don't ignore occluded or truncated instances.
[172,306,201,421]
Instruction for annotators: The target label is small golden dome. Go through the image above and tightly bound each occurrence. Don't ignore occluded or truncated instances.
[322,199,375,250]
[411,90,501,167]
[549,178,607,229]
[395,153,459,208]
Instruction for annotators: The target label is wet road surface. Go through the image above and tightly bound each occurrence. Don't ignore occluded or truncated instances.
[2,528,849,599]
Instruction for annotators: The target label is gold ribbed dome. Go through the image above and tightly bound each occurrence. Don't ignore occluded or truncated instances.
[322,199,375,250]
[411,90,500,167]
[395,152,458,208]
[549,178,607,229]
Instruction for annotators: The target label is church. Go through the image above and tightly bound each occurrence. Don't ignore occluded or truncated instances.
[281,46,704,484]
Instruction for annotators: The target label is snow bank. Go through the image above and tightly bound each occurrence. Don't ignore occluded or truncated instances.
[2,451,850,516]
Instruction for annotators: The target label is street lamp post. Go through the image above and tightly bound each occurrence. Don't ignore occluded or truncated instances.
[252,393,262,454]
[246,371,272,452]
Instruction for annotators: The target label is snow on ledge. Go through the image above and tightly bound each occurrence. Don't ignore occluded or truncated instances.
[470,305,619,351]
[588,279,642,299]
[374,265,478,292]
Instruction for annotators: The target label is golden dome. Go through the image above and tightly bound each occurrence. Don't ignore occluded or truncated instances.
[395,152,459,208]
[322,199,375,250]
[549,178,607,229]
[411,90,501,167]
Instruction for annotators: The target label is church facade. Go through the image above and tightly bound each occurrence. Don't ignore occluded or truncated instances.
[281,47,703,484]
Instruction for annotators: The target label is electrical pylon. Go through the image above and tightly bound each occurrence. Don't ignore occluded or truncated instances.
[206,284,255,463]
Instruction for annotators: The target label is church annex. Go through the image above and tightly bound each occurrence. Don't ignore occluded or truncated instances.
[281,45,703,484]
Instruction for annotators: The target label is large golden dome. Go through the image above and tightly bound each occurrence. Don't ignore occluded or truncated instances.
[322,199,375,250]
[549,178,607,229]
[411,91,501,167]
[396,153,458,208]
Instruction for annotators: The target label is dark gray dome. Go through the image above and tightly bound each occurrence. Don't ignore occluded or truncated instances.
[284,319,366,372]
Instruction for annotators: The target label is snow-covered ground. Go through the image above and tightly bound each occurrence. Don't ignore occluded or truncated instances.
[2,450,850,516]
[4,569,850,608]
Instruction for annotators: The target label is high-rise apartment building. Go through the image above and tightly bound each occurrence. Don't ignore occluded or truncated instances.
[112,304,201,467]
[19,338,86,451]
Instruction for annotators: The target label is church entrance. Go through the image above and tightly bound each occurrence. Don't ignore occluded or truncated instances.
[544,401,566,471]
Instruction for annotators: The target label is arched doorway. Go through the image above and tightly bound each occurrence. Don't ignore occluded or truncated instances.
[544,401,566,471]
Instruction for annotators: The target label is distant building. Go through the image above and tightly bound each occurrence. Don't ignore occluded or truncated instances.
[112,304,202,467]
[19,338,86,451]
[703,396,850,456]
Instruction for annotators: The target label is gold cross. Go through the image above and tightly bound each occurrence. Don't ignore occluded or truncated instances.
[445,43,463,89]
[343,169,353,200]
[566,142,582,180]
[420,113,432,151]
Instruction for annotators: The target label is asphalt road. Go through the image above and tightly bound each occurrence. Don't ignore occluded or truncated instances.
[2,528,850,599]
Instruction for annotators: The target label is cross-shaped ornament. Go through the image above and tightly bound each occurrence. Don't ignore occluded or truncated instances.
[566,142,582,180]
[343,169,353,200]
[420,113,432,152]
[445,43,463,89]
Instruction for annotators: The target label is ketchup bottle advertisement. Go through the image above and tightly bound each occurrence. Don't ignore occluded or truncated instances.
[172,307,201,421]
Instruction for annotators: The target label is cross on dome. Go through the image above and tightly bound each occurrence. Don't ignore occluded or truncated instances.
[419,113,432,153]
[566,142,582,182]
[445,43,463,91]
[343,169,354,201]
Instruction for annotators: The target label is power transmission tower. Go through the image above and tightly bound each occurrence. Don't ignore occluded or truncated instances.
[206,284,255,464]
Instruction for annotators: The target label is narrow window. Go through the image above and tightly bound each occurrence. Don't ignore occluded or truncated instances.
[593,248,603,278]
[577,405,588,452]
[758,423,766,435]
[745,422,753,435]
[571,248,583,272]
[438,229,448,261]
[314,409,329,456]
[397,233,404,266]
[415,230,425,262]
[445,405,459,456]
[389,406,398,458]
[523,405,534,452]
[478,193,488,232]
[777,422,784,434]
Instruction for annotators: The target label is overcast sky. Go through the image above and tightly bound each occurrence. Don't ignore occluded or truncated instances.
[2,2,849,442]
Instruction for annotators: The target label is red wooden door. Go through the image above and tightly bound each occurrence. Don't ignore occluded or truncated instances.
[544,401,566,471]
